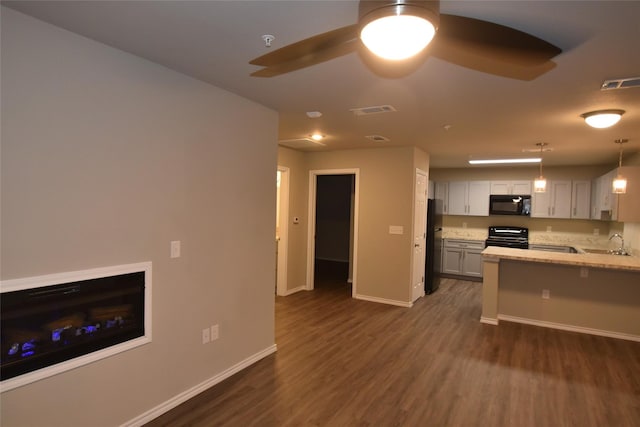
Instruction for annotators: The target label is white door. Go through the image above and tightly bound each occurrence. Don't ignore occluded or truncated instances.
[412,170,428,302]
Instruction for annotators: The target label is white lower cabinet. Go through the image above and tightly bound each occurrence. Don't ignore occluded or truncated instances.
[442,239,484,278]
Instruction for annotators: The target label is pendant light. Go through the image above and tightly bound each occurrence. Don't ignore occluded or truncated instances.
[612,139,628,194]
[534,142,547,193]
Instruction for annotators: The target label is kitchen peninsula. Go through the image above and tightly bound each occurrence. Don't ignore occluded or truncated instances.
[481,246,640,341]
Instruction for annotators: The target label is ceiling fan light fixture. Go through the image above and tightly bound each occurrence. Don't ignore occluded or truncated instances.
[359,2,439,60]
[581,109,625,129]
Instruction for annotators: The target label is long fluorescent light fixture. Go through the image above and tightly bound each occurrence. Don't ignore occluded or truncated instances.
[468,158,541,165]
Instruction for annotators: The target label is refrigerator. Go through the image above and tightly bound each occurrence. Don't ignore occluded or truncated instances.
[425,198,443,294]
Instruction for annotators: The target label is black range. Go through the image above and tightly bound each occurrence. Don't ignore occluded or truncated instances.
[485,226,529,249]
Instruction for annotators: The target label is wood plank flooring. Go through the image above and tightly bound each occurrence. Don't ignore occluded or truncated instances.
[146,265,640,427]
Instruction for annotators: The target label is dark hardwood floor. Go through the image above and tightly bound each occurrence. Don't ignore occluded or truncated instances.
[146,263,640,426]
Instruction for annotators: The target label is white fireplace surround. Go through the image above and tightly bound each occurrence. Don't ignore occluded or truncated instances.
[0,262,152,392]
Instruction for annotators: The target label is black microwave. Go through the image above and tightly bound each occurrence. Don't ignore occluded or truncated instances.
[489,194,531,216]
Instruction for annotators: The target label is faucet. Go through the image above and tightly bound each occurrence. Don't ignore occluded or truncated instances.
[609,233,627,255]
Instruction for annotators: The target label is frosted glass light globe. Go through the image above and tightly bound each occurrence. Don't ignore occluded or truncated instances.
[360,15,436,60]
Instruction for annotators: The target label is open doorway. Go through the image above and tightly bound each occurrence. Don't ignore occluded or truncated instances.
[307,169,359,297]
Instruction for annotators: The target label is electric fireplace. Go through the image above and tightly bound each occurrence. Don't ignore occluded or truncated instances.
[1,262,151,391]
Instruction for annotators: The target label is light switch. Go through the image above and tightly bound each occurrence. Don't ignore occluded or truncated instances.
[389,225,404,235]
[170,241,181,258]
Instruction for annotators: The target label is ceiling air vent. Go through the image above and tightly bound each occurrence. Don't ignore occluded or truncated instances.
[601,76,640,90]
[278,138,325,150]
[365,134,391,142]
[350,104,397,116]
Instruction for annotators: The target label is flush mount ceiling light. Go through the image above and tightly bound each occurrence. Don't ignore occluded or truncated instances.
[612,138,628,194]
[468,158,541,165]
[534,143,547,193]
[310,133,324,141]
[359,1,438,60]
[581,109,625,129]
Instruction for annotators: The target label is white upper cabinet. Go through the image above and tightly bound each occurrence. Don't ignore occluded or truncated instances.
[571,180,591,219]
[532,180,572,218]
[448,181,490,216]
[490,180,532,195]
[434,181,449,215]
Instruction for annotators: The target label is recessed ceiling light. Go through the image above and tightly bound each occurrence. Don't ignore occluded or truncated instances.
[468,158,541,165]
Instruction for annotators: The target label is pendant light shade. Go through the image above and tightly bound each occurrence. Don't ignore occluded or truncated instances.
[359,1,439,60]
[534,143,547,193]
[612,176,627,194]
[581,110,625,129]
[534,177,547,193]
[612,139,628,194]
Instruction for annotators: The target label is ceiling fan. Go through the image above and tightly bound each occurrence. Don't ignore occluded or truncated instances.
[249,0,562,80]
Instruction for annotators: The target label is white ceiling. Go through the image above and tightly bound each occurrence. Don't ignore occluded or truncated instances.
[3,0,639,167]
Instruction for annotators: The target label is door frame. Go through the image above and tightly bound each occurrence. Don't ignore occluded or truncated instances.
[306,168,360,297]
[276,166,290,296]
[411,168,428,302]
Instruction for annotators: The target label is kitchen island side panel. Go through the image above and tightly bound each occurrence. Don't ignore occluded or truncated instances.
[498,260,640,337]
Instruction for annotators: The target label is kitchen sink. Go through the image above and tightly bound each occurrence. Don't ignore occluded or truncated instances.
[582,248,630,256]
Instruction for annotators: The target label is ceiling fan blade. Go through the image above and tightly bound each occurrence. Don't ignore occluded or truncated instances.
[433,14,562,67]
[250,24,359,67]
[251,37,361,78]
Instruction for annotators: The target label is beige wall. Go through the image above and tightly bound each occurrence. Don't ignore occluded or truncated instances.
[278,146,427,304]
[277,147,309,292]
[499,260,640,336]
[1,8,277,426]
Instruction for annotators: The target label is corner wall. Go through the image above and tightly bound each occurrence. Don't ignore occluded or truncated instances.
[1,8,277,426]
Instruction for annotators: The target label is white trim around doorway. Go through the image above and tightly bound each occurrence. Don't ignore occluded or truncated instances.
[306,169,360,298]
[276,166,290,296]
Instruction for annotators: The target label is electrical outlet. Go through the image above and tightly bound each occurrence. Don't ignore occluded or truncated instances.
[210,324,219,341]
[593,228,600,236]
[580,267,589,278]
[202,327,210,344]
[546,226,552,232]
[542,289,550,299]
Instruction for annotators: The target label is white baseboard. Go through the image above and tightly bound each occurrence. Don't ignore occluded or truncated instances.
[480,316,499,325]
[498,315,640,342]
[354,293,412,308]
[121,344,277,427]
[280,285,307,296]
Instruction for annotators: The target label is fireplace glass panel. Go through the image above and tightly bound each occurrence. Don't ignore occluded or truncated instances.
[1,272,145,381]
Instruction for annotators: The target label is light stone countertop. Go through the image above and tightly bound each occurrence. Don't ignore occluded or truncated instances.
[482,246,640,272]
[442,228,629,253]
